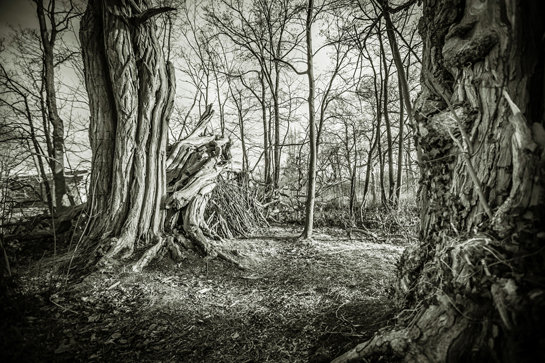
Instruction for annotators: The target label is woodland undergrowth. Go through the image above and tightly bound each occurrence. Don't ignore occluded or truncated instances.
[0,204,416,363]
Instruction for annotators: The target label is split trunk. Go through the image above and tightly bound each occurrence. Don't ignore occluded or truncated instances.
[80,0,233,271]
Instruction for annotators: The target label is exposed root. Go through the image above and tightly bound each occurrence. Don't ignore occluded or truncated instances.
[215,249,247,270]
[331,300,471,363]
[187,223,246,270]
[132,236,166,272]
[331,327,409,363]
[104,235,135,260]
[333,232,545,362]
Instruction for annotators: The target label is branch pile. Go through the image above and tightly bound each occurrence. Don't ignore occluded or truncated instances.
[130,105,247,271]
[205,176,268,239]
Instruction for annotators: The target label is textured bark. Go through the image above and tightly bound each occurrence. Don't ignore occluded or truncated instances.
[163,105,238,268]
[334,0,545,362]
[79,2,237,272]
[133,106,235,271]
[80,0,175,262]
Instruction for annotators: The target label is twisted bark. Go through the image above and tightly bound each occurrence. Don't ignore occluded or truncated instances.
[333,0,545,362]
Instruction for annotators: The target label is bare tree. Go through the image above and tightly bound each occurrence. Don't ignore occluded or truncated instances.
[32,0,81,211]
[0,5,84,213]
[301,0,317,238]
[0,63,54,213]
[207,0,302,191]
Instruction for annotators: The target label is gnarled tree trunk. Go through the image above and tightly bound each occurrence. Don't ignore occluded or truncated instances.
[163,106,233,254]
[80,0,175,263]
[80,1,234,271]
[135,105,237,271]
[333,0,545,362]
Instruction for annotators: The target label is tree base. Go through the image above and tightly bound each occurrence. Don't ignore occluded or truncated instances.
[331,302,470,363]
[95,230,248,272]
[332,233,545,363]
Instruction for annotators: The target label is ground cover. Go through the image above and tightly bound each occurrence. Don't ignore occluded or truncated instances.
[1,225,413,362]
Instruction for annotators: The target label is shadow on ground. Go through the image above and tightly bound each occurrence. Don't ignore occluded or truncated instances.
[1,226,409,362]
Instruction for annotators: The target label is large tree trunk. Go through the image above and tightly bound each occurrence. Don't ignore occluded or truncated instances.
[80,0,174,262]
[80,1,235,272]
[333,0,545,362]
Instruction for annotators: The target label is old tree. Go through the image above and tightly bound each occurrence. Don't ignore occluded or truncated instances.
[79,0,234,271]
[78,0,544,361]
[334,0,545,362]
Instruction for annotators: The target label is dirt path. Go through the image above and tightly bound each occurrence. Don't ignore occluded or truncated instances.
[1,226,408,362]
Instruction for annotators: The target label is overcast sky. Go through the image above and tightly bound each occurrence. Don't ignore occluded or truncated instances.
[0,0,38,35]
[0,0,340,173]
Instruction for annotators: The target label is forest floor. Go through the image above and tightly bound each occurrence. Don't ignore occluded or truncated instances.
[1,225,414,363]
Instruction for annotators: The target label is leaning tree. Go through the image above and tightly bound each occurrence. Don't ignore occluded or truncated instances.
[79,0,236,271]
[334,0,544,362]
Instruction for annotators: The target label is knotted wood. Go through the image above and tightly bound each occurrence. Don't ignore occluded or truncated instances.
[333,0,545,361]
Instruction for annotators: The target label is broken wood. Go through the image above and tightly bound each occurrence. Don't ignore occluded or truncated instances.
[2,204,85,242]
[130,104,245,271]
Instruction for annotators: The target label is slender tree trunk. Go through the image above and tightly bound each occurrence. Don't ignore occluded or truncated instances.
[378,146,386,205]
[273,62,281,190]
[376,62,386,207]
[34,0,70,211]
[370,171,377,206]
[260,73,272,190]
[378,28,395,205]
[349,129,358,217]
[395,78,404,204]
[362,149,374,205]
[381,0,422,165]
[301,0,316,239]
[362,103,381,205]
[343,124,354,215]
[231,88,249,172]
[405,135,412,194]
[214,69,226,137]
[363,40,384,207]
[231,91,249,173]
[21,96,54,214]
